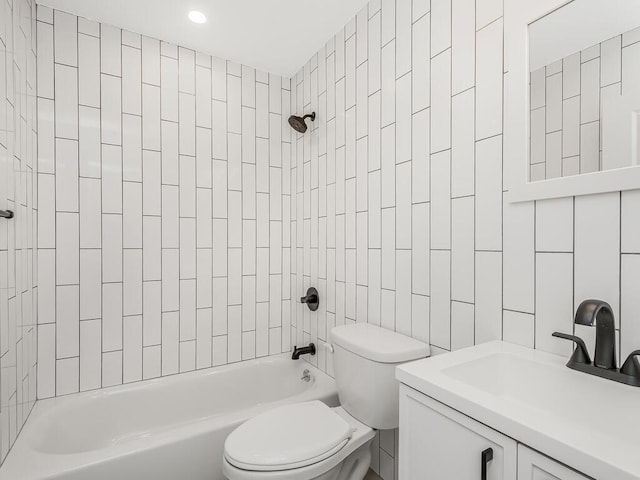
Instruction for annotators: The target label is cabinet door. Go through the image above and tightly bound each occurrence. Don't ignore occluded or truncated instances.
[398,385,517,480]
[517,445,592,480]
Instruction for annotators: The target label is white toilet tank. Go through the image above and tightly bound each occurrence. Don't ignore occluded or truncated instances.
[330,323,429,430]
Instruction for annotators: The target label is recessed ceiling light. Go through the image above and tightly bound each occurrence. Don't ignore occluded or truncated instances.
[188,10,207,24]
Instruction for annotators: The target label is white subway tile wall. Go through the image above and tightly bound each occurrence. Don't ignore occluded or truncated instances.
[1,0,635,476]
[0,0,39,463]
[36,7,292,399]
[290,1,640,478]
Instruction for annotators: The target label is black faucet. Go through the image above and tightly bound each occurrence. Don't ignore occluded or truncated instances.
[292,343,316,360]
[575,299,617,369]
[553,299,640,387]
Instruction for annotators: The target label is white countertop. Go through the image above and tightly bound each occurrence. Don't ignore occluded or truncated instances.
[396,341,640,480]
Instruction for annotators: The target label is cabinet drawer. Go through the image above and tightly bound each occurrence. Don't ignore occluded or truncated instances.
[518,445,592,480]
[399,385,517,480]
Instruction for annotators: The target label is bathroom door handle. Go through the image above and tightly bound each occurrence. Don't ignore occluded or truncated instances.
[481,447,493,480]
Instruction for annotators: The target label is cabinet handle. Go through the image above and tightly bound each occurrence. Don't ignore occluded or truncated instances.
[481,447,493,480]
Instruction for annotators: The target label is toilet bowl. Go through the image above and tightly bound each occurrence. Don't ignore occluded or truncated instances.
[222,402,375,480]
[223,323,430,480]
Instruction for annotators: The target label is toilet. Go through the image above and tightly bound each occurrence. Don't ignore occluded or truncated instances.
[222,323,430,480]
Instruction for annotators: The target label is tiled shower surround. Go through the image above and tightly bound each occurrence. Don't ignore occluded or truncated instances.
[0,0,636,476]
[35,7,292,398]
[289,0,640,477]
[0,0,38,462]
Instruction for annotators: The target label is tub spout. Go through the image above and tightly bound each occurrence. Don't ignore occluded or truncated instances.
[292,343,316,360]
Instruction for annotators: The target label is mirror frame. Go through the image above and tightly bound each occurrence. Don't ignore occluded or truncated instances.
[505,0,640,203]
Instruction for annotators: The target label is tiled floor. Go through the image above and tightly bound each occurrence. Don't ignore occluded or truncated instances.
[364,469,382,480]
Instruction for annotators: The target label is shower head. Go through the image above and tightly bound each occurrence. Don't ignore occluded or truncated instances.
[288,112,316,133]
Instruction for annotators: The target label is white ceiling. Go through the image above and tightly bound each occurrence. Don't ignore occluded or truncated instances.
[36,0,370,77]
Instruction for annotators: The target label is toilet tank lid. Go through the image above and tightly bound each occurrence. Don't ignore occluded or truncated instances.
[330,324,430,363]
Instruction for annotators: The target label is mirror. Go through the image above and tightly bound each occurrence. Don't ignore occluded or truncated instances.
[528,0,640,182]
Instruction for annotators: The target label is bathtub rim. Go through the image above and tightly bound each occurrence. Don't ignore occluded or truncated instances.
[0,354,338,480]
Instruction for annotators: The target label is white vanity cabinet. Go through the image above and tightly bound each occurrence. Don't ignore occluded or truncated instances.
[518,446,591,480]
[399,385,591,480]
[399,385,517,479]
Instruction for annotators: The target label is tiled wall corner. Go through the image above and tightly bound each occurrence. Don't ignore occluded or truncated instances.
[0,0,39,464]
[16,0,640,478]
[291,0,640,478]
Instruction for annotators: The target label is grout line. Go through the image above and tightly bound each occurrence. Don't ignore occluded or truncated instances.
[22,6,639,471]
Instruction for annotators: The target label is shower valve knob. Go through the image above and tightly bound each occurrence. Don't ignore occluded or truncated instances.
[300,287,319,311]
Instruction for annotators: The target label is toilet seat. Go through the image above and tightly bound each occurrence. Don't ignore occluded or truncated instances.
[224,401,353,471]
[223,406,375,480]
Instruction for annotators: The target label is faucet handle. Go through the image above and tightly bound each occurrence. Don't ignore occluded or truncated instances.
[552,332,592,365]
[621,350,640,378]
[300,287,319,311]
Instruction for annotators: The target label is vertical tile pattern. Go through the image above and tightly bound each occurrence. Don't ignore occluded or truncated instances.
[290,3,640,478]
[530,29,638,180]
[37,9,290,401]
[1,0,38,463]
[25,3,640,479]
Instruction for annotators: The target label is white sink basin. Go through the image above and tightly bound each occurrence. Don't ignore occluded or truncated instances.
[396,341,640,480]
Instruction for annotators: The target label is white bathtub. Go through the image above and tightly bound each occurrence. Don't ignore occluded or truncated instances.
[0,354,338,480]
